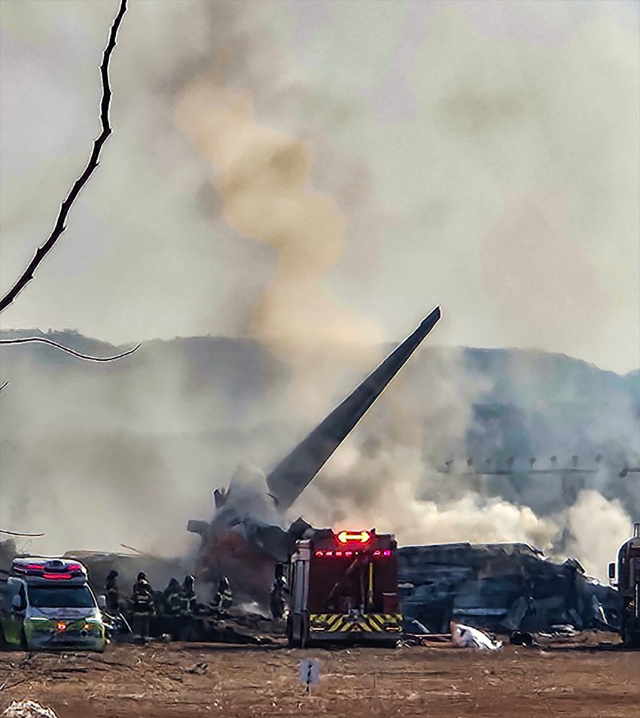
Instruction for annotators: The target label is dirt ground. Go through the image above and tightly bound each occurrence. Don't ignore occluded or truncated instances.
[0,635,638,718]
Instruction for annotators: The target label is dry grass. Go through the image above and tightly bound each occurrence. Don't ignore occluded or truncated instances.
[1,636,638,718]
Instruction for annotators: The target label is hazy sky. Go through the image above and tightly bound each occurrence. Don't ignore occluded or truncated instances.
[1,0,638,373]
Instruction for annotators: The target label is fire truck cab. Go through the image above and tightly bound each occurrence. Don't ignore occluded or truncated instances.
[0,558,106,652]
[609,522,640,647]
[286,528,402,646]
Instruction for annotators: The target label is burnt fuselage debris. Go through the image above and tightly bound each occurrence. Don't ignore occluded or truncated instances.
[398,542,620,636]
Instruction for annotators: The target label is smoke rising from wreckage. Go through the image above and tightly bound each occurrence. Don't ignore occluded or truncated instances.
[187,307,441,602]
[0,3,637,645]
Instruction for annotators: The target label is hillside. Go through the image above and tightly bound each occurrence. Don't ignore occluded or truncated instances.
[0,329,638,560]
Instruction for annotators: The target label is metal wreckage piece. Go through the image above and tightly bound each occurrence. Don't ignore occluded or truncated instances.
[398,542,620,636]
[187,307,442,601]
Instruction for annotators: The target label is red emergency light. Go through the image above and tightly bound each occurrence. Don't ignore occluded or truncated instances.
[337,530,371,544]
[43,573,73,580]
[12,559,86,579]
[12,563,46,574]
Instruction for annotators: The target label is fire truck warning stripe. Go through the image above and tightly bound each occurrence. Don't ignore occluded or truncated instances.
[309,614,402,633]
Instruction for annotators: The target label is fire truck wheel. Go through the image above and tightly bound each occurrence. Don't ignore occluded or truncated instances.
[286,615,296,647]
[299,615,309,649]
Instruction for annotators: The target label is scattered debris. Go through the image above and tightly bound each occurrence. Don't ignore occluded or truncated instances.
[187,662,208,675]
[403,619,431,635]
[400,543,620,634]
[2,702,60,718]
[509,630,535,647]
[451,622,502,650]
[548,624,578,637]
[401,633,451,647]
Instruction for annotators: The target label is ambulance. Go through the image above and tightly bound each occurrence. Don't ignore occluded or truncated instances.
[0,558,106,651]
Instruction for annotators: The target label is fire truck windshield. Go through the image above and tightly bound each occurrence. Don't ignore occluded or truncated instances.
[28,585,95,609]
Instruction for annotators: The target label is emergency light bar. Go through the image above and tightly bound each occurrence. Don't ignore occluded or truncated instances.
[12,558,86,579]
[337,530,371,544]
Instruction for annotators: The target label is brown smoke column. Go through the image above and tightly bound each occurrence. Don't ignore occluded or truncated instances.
[175,73,380,367]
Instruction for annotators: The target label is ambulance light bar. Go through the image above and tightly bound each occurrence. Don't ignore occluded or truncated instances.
[12,559,85,578]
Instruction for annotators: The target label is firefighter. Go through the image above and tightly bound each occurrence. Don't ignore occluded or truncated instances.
[270,564,289,619]
[163,578,186,615]
[182,575,197,614]
[105,570,120,614]
[130,571,155,639]
[211,576,233,614]
[161,577,189,639]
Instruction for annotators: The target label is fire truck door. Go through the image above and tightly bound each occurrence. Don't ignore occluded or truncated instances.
[293,559,308,613]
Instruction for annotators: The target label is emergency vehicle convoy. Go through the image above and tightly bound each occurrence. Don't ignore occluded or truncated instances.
[0,557,106,652]
[286,529,402,646]
[610,523,640,647]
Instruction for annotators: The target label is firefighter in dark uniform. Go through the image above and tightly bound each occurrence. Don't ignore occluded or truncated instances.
[182,575,197,614]
[105,570,120,614]
[270,564,289,619]
[163,578,185,614]
[211,576,233,615]
[130,571,155,639]
[161,577,188,638]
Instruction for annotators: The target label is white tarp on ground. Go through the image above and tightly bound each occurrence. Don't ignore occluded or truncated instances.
[2,702,60,718]
[451,622,503,650]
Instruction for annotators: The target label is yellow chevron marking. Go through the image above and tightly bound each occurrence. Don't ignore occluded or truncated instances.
[309,613,403,633]
[369,615,384,631]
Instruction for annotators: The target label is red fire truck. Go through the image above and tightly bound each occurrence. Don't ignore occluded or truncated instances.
[286,528,402,646]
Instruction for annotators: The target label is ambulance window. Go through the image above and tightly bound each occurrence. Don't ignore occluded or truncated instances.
[16,585,27,611]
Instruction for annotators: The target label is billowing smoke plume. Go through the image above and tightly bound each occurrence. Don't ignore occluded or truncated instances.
[293,345,637,579]
[174,71,383,420]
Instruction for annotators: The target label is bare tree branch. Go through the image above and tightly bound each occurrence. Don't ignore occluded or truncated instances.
[0,0,128,314]
[0,336,140,362]
[0,528,45,537]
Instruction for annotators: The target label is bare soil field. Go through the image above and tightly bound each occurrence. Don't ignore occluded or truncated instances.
[1,636,638,718]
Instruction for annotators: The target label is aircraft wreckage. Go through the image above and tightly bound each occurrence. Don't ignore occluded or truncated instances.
[0,302,621,637]
[187,306,442,602]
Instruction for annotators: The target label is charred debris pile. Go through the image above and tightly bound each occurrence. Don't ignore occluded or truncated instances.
[399,542,619,635]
